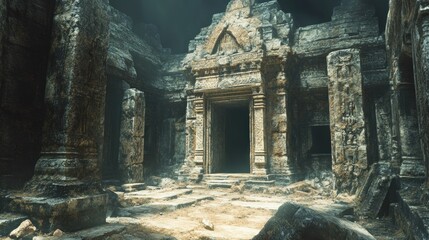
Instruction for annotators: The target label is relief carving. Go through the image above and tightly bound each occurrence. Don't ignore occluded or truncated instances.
[327,49,368,194]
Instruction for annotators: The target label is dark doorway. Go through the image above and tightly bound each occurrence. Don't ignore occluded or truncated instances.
[310,125,332,154]
[102,77,124,180]
[221,105,250,173]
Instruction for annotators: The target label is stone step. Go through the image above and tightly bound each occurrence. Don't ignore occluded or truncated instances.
[206,180,240,189]
[123,189,193,206]
[121,183,146,192]
[203,174,269,181]
[0,213,27,237]
[122,195,214,216]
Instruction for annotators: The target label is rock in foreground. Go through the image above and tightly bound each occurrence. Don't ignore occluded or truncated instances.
[253,203,375,240]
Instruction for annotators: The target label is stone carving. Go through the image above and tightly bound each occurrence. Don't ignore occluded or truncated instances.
[327,49,368,194]
[118,89,145,183]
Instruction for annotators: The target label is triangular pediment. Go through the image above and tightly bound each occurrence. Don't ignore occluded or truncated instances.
[212,30,243,55]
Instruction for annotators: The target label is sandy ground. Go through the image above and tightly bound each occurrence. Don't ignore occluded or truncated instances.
[106,182,367,240]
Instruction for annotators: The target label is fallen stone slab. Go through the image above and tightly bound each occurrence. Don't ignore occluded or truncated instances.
[309,201,354,217]
[253,202,376,240]
[72,223,125,240]
[145,195,214,212]
[123,189,193,206]
[124,195,214,216]
[356,162,399,218]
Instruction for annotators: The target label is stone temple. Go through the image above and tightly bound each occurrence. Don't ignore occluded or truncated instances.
[1,0,429,239]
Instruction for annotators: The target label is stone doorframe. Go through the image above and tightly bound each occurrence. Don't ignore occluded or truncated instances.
[193,88,268,175]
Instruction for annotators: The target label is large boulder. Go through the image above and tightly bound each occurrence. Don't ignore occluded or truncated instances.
[253,203,375,240]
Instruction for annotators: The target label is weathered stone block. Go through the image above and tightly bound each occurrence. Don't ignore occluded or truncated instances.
[253,202,376,240]
[327,48,368,194]
[6,194,108,233]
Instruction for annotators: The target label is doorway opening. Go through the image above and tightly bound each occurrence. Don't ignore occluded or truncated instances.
[102,77,124,181]
[310,125,332,155]
[309,125,332,171]
[211,101,250,173]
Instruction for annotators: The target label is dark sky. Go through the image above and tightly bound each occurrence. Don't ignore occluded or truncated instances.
[110,0,388,53]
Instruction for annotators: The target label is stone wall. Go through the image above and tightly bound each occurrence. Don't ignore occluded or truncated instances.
[0,0,54,189]
[412,1,429,185]
[294,1,382,57]
[385,0,427,178]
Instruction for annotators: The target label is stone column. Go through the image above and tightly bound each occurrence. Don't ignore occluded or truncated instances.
[193,94,205,176]
[389,58,403,171]
[118,89,145,185]
[270,69,293,176]
[412,1,429,187]
[29,0,109,186]
[179,90,198,181]
[252,88,268,175]
[12,0,109,232]
[327,49,368,194]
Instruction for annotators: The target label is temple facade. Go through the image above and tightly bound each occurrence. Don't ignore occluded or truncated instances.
[0,0,429,238]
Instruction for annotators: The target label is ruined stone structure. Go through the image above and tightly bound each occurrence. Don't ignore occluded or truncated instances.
[1,0,429,238]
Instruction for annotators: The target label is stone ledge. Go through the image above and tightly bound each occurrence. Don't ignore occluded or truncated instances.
[4,194,107,233]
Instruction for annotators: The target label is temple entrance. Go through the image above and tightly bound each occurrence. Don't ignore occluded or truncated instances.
[209,101,250,174]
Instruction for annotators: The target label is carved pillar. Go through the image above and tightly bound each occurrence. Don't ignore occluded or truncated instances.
[8,0,110,232]
[185,94,196,163]
[270,68,293,175]
[327,49,368,194]
[29,0,109,189]
[412,0,429,186]
[194,94,205,173]
[389,58,403,171]
[118,89,145,184]
[252,89,268,175]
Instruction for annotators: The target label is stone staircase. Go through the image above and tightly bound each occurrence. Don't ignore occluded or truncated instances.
[202,174,275,189]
